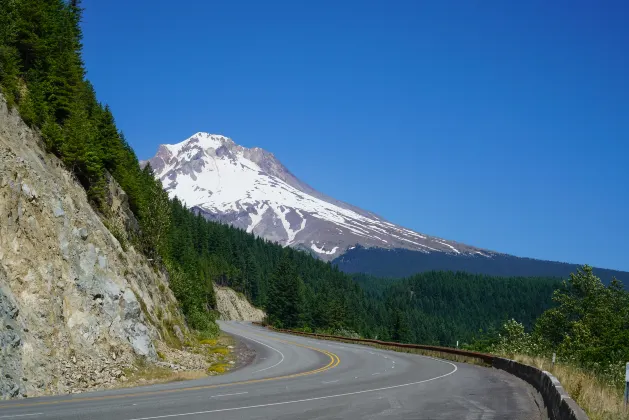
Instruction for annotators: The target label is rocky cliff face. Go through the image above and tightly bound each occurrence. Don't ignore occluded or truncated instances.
[0,96,188,399]
[214,285,266,322]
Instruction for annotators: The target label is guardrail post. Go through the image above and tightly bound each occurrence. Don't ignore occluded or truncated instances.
[552,353,556,368]
[624,362,628,409]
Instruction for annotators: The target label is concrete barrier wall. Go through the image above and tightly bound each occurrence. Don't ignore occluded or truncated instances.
[493,357,588,420]
[256,323,590,420]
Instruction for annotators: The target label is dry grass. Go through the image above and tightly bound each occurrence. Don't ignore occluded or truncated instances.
[118,333,238,388]
[122,362,207,387]
[510,355,628,420]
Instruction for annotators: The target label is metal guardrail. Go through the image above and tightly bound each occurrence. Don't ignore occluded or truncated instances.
[251,322,494,363]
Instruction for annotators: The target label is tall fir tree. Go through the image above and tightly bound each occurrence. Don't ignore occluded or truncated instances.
[267,254,305,328]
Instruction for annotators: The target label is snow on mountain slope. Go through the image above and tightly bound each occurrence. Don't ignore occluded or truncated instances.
[145,132,492,261]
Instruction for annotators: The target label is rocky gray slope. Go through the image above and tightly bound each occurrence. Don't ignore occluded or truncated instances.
[214,285,265,322]
[145,133,492,261]
[0,96,190,399]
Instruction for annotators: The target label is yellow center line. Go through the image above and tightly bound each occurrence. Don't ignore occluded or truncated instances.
[0,333,341,410]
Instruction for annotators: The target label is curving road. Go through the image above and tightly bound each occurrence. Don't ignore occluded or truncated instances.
[0,321,544,419]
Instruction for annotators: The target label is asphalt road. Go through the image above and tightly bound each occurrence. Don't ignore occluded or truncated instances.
[0,321,545,419]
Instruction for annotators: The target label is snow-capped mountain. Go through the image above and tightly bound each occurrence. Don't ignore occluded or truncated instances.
[144,132,492,261]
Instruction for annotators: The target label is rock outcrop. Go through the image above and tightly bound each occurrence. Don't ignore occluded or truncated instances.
[214,285,265,322]
[0,95,188,399]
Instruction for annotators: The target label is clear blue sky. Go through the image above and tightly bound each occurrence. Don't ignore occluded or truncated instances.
[81,0,628,271]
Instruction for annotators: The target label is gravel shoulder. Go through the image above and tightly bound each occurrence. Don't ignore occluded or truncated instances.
[228,330,257,372]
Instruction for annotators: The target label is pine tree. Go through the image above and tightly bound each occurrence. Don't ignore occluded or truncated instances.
[97,105,122,171]
[267,254,305,328]
[0,0,21,106]
[138,164,171,257]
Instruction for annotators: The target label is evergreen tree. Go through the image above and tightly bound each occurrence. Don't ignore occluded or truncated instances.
[267,254,305,328]
[392,310,414,343]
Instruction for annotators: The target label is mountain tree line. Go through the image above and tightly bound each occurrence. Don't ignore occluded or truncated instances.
[335,246,629,287]
[353,272,561,345]
[0,0,565,343]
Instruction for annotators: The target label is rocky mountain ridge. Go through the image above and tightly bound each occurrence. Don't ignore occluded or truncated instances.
[145,132,491,261]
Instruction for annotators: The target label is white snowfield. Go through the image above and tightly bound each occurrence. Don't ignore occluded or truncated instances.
[146,132,487,260]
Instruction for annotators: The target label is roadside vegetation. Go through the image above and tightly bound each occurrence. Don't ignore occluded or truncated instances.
[510,355,626,420]
[123,333,236,385]
[466,266,629,420]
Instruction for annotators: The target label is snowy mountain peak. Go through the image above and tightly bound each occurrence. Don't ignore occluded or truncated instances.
[163,133,235,159]
[145,133,490,260]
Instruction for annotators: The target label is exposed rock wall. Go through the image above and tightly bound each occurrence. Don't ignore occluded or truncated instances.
[0,95,187,399]
[214,285,265,322]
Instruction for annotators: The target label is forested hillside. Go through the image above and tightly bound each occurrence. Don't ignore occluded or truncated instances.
[335,246,629,286]
[353,272,561,345]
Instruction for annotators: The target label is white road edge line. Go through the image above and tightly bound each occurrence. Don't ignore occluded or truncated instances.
[211,392,248,398]
[0,414,44,419]
[226,330,285,374]
[124,358,458,420]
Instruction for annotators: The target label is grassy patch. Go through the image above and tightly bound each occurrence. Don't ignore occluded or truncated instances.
[103,219,128,251]
[209,347,229,356]
[207,363,229,374]
[202,334,235,366]
[123,360,207,385]
[161,319,184,349]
